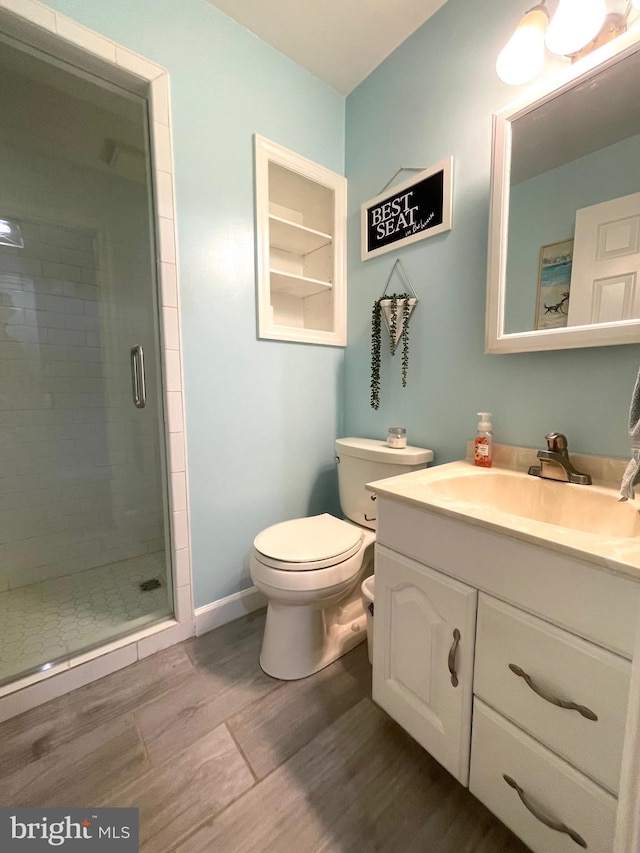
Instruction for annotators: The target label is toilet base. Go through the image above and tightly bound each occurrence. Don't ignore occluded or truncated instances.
[259,590,367,680]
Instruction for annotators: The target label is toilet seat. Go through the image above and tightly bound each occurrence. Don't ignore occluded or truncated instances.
[253,513,364,571]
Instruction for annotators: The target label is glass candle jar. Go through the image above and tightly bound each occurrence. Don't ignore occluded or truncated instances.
[387,427,407,448]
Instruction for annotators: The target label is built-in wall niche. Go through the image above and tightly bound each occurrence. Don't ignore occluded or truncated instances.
[254,135,346,345]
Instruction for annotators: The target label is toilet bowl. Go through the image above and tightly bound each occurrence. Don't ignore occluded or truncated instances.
[251,513,375,680]
[250,438,433,681]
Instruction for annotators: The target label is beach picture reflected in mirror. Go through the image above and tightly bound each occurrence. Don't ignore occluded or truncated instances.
[534,239,574,330]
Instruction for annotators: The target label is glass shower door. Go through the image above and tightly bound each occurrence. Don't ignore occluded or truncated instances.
[0,36,173,684]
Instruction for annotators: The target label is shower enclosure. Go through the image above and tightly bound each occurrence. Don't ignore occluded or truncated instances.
[0,34,174,685]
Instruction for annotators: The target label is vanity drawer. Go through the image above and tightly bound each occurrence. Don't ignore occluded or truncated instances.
[470,699,617,853]
[474,593,630,794]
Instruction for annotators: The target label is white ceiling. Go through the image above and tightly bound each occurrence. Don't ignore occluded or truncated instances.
[511,48,640,184]
[206,0,448,94]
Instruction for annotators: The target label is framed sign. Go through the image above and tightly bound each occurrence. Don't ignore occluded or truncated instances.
[534,238,574,330]
[361,157,453,261]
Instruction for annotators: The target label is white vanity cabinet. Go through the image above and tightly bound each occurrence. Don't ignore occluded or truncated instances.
[254,135,346,346]
[372,496,640,853]
[372,546,477,785]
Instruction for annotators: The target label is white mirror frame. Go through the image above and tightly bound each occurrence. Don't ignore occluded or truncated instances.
[485,23,640,354]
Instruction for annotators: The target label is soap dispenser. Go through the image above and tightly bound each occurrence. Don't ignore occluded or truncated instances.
[474,412,493,468]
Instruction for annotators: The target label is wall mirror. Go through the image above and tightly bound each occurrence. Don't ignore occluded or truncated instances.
[486,26,640,353]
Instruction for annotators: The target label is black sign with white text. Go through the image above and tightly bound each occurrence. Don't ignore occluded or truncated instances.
[367,170,443,253]
[361,158,452,260]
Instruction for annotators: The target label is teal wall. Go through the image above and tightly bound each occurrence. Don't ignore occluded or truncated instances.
[44,0,345,607]
[505,134,640,333]
[344,0,640,465]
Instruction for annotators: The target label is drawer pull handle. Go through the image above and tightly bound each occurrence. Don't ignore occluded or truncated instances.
[503,774,587,848]
[508,664,598,721]
[448,629,461,687]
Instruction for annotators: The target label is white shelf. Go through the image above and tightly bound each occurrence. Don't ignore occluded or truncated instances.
[270,269,331,298]
[269,216,332,256]
[255,135,346,346]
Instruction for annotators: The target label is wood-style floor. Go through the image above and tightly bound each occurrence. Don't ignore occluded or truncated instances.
[0,610,530,852]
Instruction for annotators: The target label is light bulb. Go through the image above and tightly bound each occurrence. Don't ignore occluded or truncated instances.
[632,0,640,9]
[496,6,549,85]
[545,0,607,56]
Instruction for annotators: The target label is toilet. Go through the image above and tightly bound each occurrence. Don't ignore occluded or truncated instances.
[250,437,433,680]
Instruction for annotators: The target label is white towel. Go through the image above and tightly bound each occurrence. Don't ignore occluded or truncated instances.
[619,366,640,501]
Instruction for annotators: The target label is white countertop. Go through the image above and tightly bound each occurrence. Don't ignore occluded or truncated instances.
[367,449,640,582]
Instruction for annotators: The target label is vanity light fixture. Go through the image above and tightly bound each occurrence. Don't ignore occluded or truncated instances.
[496,0,637,84]
[545,0,606,56]
[496,5,549,86]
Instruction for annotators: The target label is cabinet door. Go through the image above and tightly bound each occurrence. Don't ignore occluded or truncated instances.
[372,545,477,784]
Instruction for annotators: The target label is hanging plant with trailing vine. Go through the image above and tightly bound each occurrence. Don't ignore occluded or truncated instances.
[401,295,410,387]
[370,298,382,410]
[370,292,413,410]
[388,294,398,355]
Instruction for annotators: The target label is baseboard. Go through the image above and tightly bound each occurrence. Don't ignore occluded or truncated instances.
[194,585,267,637]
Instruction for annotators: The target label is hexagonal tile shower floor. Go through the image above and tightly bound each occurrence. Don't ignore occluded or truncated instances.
[0,552,171,685]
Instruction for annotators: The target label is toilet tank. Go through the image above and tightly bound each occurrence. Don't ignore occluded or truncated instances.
[335,437,433,530]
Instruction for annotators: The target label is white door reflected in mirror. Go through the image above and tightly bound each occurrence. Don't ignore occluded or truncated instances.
[568,192,640,326]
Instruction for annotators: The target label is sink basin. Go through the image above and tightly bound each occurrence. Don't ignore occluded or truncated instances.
[423,469,640,538]
[367,452,640,578]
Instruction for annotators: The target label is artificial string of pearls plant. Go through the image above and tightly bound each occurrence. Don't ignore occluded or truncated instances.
[370,293,412,410]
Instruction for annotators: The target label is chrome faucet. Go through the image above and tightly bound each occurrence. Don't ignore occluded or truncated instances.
[528,433,592,485]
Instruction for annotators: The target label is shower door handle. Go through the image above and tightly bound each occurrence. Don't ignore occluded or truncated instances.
[131,345,146,409]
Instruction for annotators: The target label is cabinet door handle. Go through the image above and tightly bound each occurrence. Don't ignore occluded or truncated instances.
[448,628,461,687]
[503,774,587,848]
[508,664,598,721]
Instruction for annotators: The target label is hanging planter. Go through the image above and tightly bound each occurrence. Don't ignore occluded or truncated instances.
[380,295,417,355]
[371,258,418,409]
[370,259,418,410]
[370,292,416,410]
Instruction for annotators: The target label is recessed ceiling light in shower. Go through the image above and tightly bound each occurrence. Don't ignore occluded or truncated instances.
[0,219,24,248]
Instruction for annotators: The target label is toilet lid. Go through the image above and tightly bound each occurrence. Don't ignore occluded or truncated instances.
[253,513,363,568]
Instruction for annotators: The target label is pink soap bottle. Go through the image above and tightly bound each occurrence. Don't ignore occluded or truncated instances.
[474,412,493,468]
